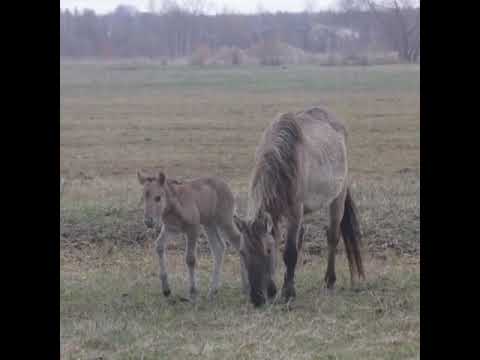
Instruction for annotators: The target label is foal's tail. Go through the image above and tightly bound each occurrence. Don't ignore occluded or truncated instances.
[341,187,365,279]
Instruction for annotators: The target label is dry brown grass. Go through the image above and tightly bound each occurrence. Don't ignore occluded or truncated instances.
[60,62,419,359]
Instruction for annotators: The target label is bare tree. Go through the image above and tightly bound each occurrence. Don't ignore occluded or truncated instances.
[353,0,420,62]
[60,5,418,60]
[304,0,317,13]
[148,0,157,13]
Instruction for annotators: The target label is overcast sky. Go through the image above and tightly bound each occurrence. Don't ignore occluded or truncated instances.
[60,0,339,14]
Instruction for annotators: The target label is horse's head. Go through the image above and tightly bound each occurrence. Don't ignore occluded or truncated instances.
[234,212,276,307]
[137,170,168,229]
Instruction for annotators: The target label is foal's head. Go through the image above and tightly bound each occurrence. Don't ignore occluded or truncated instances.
[234,212,276,307]
[137,170,168,229]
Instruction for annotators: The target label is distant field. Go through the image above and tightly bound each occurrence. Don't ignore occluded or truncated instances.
[60,62,420,359]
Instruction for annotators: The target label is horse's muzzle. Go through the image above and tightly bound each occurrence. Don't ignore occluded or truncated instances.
[144,217,155,228]
[250,289,266,307]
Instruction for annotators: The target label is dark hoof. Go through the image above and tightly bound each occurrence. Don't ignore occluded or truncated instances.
[281,285,296,302]
[325,274,336,291]
[207,289,218,301]
[252,298,266,308]
[163,288,171,297]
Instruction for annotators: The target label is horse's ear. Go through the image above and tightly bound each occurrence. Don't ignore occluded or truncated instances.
[157,171,166,186]
[233,214,247,234]
[265,213,273,234]
[137,170,147,185]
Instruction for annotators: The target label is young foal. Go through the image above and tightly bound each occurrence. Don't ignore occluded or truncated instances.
[234,106,365,307]
[137,171,247,301]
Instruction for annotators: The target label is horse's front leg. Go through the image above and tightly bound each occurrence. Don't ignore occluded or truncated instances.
[281,212,303,302]
[156,226,171,297]
[267,222,281,300]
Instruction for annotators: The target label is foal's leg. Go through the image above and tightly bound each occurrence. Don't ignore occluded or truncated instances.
[324,189,347,291]
[218,221,249,295]
[156,226,171,297]
[204,225,226,300]
[185,226,200,301]
[281,212,303,301]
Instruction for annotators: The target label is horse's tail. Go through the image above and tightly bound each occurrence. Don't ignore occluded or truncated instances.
[341,187,365,279]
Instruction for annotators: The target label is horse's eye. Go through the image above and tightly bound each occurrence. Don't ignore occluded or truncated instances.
[154,196,161,202]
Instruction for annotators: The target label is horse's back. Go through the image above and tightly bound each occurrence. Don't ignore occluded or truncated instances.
[295,107,349,212]
[296,106,347,138]
[187,177,235,224]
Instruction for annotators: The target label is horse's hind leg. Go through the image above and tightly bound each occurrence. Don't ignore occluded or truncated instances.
[324,189,347,291]
[204,225,226,300]
[185,226,200,302]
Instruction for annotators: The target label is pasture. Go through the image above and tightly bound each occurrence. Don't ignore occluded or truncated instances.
[60,62,419,359]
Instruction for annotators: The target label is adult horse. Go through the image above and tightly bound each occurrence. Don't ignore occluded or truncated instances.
[234,106,365,307]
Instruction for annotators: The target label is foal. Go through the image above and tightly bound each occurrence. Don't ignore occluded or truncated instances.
[137,171,247,301]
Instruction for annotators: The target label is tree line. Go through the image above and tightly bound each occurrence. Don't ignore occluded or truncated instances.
[60,1,419,62]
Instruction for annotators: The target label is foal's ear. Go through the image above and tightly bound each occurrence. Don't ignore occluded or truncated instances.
[137,170,147,185]
[157,171,166,186]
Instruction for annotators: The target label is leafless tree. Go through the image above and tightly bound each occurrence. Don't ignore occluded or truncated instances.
[346,0,420,62]
[60,4,418,60]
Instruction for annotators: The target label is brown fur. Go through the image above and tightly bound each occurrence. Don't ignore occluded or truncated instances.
[238,106,365,306]
[138,170,248,300]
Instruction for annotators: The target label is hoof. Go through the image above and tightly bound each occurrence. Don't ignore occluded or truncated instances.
[323,286,336,296]
[242,283,250,296]
[163,288,171,297]
[281,284,296,302]
[207,289,218,301]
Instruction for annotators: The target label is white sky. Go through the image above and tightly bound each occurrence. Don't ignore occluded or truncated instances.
[59,0,339,15]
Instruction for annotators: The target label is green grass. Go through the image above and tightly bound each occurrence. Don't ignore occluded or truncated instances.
[61,249,419,360]
[61,63,419,96]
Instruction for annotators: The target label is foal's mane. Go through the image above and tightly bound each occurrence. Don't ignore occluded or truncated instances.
[248,112,303,222]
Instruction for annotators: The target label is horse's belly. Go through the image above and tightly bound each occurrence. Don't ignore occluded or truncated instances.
[303,163,346,213]
[304,182,343,212]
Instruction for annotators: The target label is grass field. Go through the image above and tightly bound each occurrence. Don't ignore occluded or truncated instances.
[60,62,420,359]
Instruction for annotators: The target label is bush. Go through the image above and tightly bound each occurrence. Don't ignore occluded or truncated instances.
[231,47,243,65]
[190,45,211,66]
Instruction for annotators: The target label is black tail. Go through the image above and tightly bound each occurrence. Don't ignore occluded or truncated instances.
[341,188,365,279]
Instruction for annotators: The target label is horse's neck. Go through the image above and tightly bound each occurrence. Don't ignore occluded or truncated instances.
[161,182,193,224]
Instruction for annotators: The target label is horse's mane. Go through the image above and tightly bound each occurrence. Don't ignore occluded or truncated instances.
[248,112,303,222]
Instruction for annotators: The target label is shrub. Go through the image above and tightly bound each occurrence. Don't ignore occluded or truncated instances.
[190,45,211,66]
